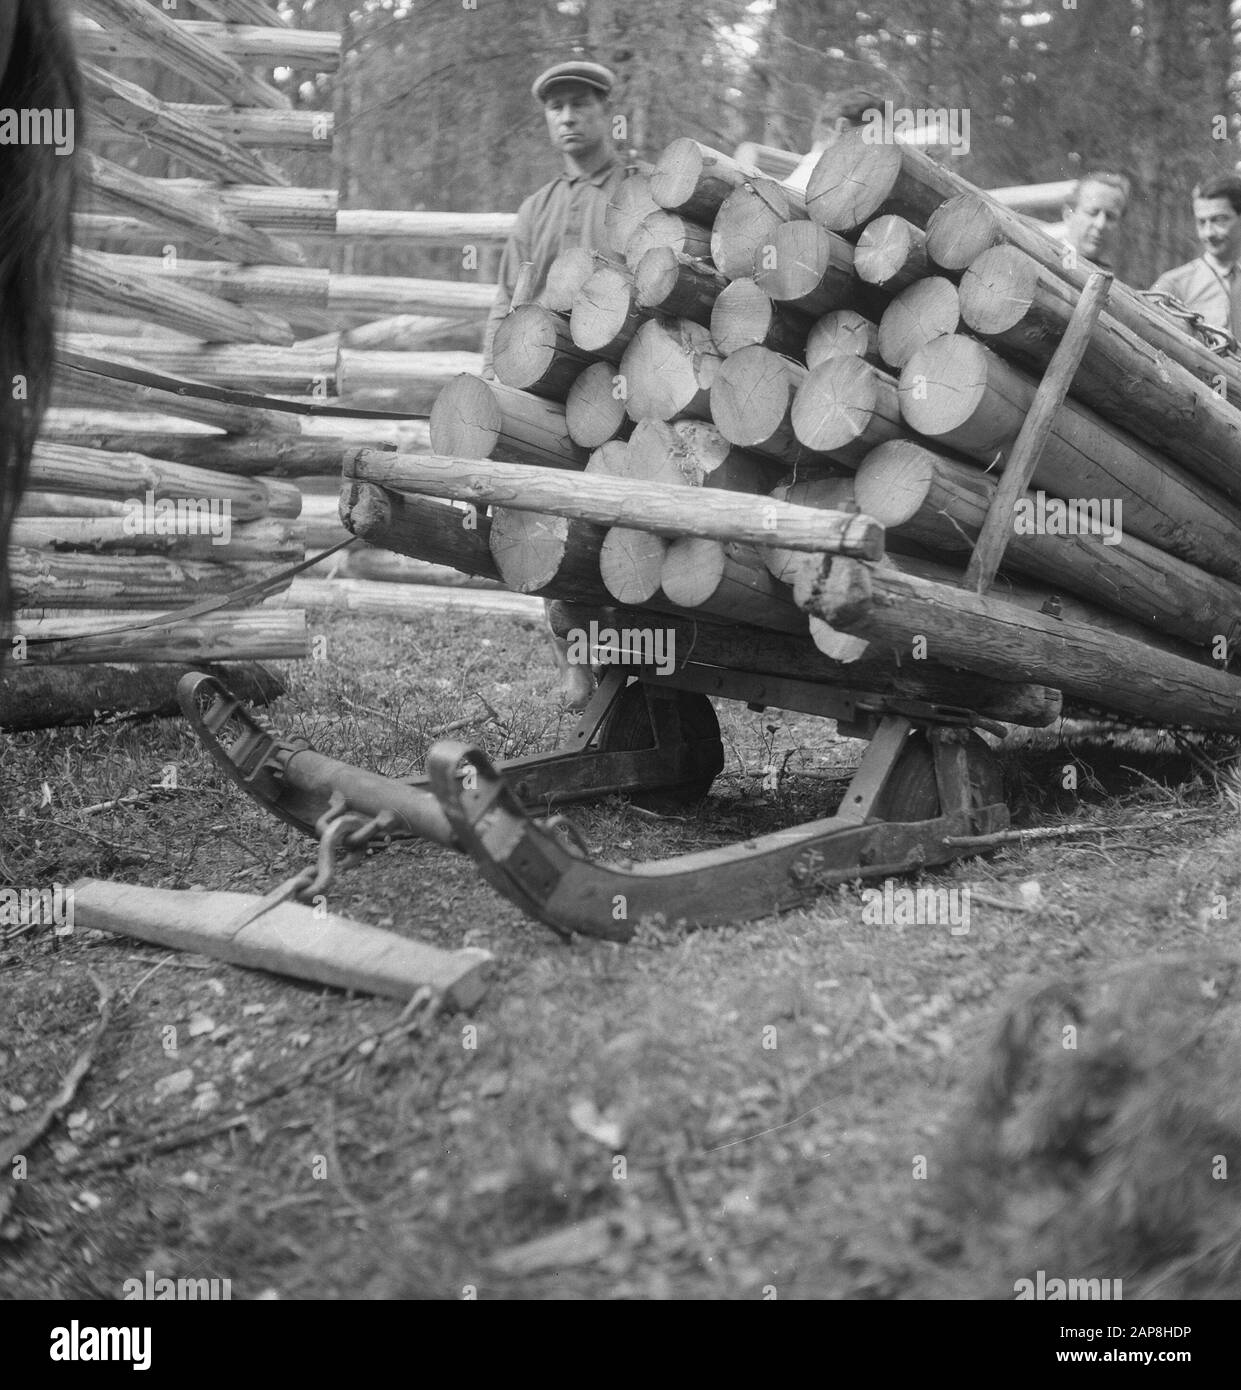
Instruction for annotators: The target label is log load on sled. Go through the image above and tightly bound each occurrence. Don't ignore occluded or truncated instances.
[183,131,1241,941]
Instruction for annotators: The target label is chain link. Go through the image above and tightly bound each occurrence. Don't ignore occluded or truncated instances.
[1137,289,1241,358]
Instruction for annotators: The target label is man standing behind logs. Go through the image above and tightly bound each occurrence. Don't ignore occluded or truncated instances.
[482,60,630,375]
[483,60,635,710]
[1150,173,1241,332]
[1054,172,1130,273]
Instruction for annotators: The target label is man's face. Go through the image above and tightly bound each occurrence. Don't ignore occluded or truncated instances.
[1063,181,1126,264]
[543,82,610,161]
[1193,195,1241,264]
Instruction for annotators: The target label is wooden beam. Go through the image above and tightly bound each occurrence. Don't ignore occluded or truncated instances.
[66,248,295,346]
[68,880,493,1010]
[346,450,885,556]
[81,63,288,186]
[964,270,1112,593]
[802,558,1241,735]
[75,0,290,109]
[73,18,338,69]
[81,154,305,267]
[12,611,307,665]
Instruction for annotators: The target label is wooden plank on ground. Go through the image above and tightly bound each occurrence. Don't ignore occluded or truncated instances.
[69,880,494,1010]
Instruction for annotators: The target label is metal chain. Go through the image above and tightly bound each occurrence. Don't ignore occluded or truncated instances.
[1137,289,1241,358]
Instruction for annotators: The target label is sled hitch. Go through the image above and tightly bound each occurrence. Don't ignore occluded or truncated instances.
[180,670,1008,940]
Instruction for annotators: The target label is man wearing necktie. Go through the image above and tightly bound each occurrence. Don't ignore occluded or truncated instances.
[1150,173,1241,332]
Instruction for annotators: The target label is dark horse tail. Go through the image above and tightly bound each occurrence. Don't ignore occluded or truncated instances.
[0,0,80,639]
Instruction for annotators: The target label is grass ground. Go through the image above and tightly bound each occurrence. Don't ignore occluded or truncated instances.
[2,606,1239,1300]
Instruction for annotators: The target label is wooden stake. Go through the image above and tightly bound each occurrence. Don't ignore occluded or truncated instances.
[963,270,1112,593]
[897,335,1241,584]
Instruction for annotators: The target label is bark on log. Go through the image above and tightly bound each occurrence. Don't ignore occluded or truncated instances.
[565,361,633,448]
[0,662,285,731]
[570,265,648,358]
[19,493,129,518]
[66,248,294,346]
[661,537,807,634]
[804,128,963,236]
[632,247,727,325]
[11,516,303,563]
[958,244,1241,501]
[791,357,904,466]
[81,61,287,187]
[62,334,337,394]
[710,179,806,281]
[81,152,303,268]
[346,450,886,556]
[34,431,397,478]
[167,104,333,150]
[12,611,307,666]
[428,374,587,470]
[855,439,1241,651]
[623,211,713,270]
[617,318,721,422]
[492,304,603,396]
[710,278,813,356]
[29,442,300,519]
[854,214,929,291]
[546,599,1062,726]
[806,310,883,369]
[340,480,500,581]
[92,254,330,309]
[877,276,961,369]
[924,190,1241,409]
[10,550,295,610]
[802,558,1241,734]
[73,18,341,70]
[709,346,822,469]
[51,359,302,434]
[754,219,859,317]
[897,335,1241,583]
[651,139,759,222]
[75,0,288,109]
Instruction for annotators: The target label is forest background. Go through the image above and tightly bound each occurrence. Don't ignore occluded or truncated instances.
[102,0,1241,315]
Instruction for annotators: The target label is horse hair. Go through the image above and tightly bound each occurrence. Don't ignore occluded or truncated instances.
[0,0,80,638]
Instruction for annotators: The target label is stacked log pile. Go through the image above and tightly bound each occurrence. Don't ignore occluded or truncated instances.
[345,132,1241,736]
[11,2,516,726]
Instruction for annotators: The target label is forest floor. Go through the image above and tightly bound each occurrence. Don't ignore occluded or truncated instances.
[2,605,1240,1301]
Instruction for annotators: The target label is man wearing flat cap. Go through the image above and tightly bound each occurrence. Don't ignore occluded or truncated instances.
[482,59,631,376]
[485,59,634,708]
